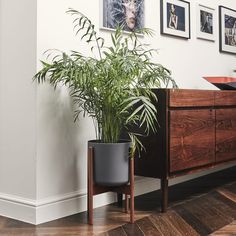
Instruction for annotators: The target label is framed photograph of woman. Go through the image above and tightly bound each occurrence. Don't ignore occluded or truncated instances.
[196,4,216,41]
[101,0,145,32]
[160,0,190,39]
[219,6,236,54]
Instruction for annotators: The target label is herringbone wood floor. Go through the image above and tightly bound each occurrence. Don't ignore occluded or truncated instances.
[0,166,235,236]
[100,180,236,236]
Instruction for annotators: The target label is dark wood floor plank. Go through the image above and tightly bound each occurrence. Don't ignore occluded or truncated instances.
[136,217,163,236]
[210,220,236,236]
[4,218,35,229]
[0,228,36,236]
[122,223,144,236]
[106,226,127,236]
[36,225,116,236]
[186,194,232,231]
[212,191,236,215]
[161,210,199,236]
[202,195,235,222]
[36,233,84,236]
[217,188,236,203]
[149,214,182,236]
[174,204,211,235]
[0,216,7,229]
[223,182,236,194]
[183,196,233,231]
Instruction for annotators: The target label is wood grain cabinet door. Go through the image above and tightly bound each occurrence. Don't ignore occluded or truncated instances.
[169,109,215,173]
[169,89,214,107]
[216,109,236,162]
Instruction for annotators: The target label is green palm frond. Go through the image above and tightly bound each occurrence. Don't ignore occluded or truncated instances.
[34,9,177,155]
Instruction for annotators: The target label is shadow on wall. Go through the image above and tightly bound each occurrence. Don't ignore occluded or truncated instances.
[37,83,94,198]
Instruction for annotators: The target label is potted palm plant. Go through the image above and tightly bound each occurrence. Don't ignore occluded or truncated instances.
[34,9,177,186]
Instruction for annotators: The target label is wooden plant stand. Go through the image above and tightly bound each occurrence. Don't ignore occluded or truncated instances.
[87,146,134,225]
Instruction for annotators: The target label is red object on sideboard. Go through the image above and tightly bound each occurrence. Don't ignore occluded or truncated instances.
[203,76,236,90]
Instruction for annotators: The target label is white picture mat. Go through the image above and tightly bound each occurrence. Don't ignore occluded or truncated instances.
[162,0,190,38]
[196,4,216,41]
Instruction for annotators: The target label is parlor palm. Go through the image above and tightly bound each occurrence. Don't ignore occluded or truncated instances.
[34,9,177,154]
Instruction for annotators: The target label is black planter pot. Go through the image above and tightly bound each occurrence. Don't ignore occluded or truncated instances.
[88,140,131,186]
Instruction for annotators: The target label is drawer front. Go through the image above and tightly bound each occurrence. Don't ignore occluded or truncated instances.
[216,109,236,162]
[169,109,215,173]
[169,89,214,107]
[215,91,236,106]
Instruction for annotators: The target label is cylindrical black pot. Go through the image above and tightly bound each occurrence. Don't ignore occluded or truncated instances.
[88,140,131,186]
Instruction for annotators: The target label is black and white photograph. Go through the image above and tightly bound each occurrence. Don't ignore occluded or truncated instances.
[200,10,212,33]
[219,6,236,54]
[101,0,144,32]
[197,4,215,41]
[161,0,190,39]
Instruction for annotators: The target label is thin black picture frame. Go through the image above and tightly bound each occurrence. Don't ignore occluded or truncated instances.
[219,5,236,55]
[196,4,216,41]
[160,0,191,39]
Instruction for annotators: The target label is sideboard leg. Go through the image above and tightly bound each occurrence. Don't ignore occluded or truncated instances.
[161,178,168,213]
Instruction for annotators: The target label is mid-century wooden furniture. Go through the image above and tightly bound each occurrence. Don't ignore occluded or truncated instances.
[87,147,134,224]
[135,89,236,212]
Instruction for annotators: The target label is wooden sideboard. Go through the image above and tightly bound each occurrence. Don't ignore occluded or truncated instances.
[135,89,236,212]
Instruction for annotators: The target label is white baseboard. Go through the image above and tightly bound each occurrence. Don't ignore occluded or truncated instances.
[0,193,36,224]
[36,190,118,224]
[0,163,234,225]
[0,189,120,224]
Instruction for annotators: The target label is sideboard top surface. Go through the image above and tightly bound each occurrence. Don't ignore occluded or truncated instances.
[152,89,236,107]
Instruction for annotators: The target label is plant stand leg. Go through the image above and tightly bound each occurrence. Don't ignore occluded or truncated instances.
[125,194,129,213]
[161,178,168,213]
[117,193,123,207]
[87,147,94,225]
[130,157,134,223]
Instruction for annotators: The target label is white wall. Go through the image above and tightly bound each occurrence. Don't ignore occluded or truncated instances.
[0,0,236,224]
[0,0,37,223]
[36,0,99,201]
[0,0,37,199]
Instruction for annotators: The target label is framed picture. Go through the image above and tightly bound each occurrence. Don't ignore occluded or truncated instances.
[219,6,236,54]
[101,0,145,32]
[196,4,216,41]
[160,0,190,39]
